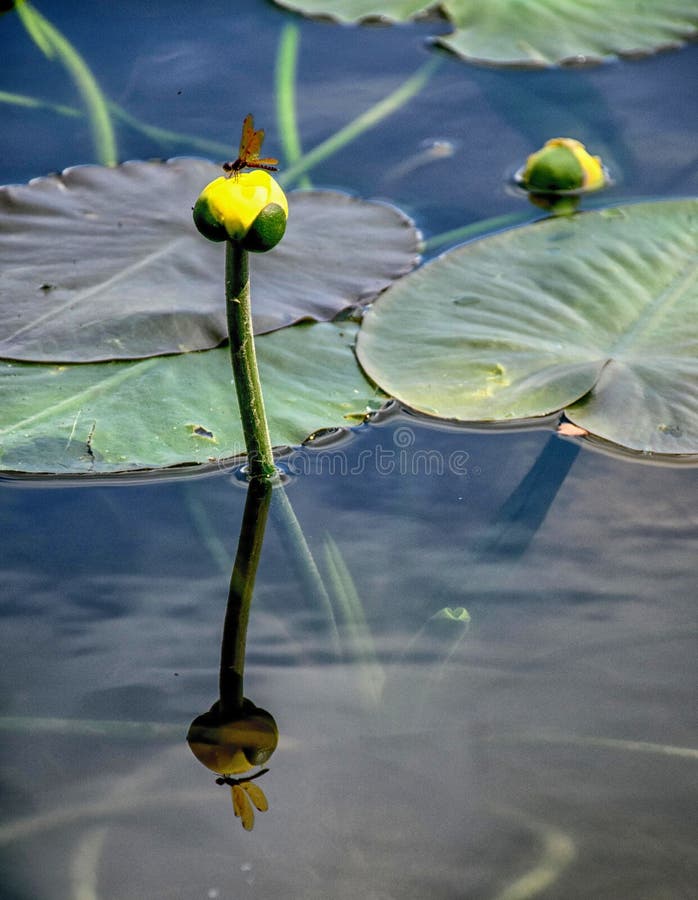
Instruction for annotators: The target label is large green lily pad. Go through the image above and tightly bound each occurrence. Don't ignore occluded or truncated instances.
[0,160,418,362]
[0,321,382,474]
[275,0,698,67]
[356,200,698,456]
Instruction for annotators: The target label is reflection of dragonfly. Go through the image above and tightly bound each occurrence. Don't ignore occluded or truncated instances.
[223,114,279,178]
[215,768,270,830]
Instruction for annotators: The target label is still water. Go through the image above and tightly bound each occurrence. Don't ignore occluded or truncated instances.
[2,1,697,897]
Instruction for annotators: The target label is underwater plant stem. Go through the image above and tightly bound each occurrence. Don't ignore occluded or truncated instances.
[270,487,341,655]
[219,477,273,713]
[279,55,441,188]
[275,24,311,189]
[225,242,276,481]
[423,211,534,253]
[14,1,117,166]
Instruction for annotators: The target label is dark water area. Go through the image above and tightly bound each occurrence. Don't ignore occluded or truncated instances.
[1,1,697,897]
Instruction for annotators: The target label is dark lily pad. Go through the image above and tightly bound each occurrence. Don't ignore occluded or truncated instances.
[275,0,698,67]
[0,159,419,362]
[356,200,698,456]
[0,321,383,475]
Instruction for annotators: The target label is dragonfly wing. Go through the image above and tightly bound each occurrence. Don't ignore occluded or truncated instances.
[238,113,254,157]
[232,784,255,831]
[243,781,269,812]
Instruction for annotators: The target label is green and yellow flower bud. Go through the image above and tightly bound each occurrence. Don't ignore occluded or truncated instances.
[193,169,288,252]
[520,138,607,194]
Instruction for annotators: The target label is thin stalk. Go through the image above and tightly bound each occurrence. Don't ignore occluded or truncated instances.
[278,55,441,188]
[0,89,81,118]
[275,24,311,189]
[15,0,117,166]
[270,486,341,655]
[219,477,273,713]
[224,242,276,481]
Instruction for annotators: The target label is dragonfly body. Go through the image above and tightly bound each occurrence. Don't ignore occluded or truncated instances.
[223,113,278,177]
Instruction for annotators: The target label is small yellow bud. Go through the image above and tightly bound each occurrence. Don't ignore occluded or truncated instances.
[520,138,607,194]
[193,169,288,252]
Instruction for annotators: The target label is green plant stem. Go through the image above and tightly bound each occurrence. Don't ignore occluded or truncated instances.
[225,242,276,481]
[219,476,272,713]
[275,24,311,189]
[279,55,441,188]
[15,0,117,166]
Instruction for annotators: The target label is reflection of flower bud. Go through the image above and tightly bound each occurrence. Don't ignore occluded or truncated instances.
[193,170,288,252]
[520,138,606,194]
[187,699,278,775]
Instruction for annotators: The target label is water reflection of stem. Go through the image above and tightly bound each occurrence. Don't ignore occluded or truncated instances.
[14,1,117,166]
[219,477,272,715]
[275,24,311,190]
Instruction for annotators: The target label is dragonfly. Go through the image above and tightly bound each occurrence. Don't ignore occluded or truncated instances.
[223,113,279,178]
[215,768,270,831]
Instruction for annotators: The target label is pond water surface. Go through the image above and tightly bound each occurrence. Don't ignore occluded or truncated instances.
[2,2,697,898]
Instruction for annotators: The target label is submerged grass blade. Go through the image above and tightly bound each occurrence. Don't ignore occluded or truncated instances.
[423,211,534,253]
[15,1,117,166]
[13,0,53,55]
[490,807,575,900]
[322,534,384,703]
[275,24,311,189]
[0,715,181,740]
[108,102,231,157]
[279,55,441,188]
[0,89,81,118]
[0,90,230,158]
[270,485,341,655]
[69,826,108,900]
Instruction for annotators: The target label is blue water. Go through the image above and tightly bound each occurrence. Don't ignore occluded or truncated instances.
[2,2,697,897]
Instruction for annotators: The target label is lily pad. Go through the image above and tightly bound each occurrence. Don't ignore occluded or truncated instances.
[356,200,698,456]
[0,159,418,362]
[275,0,698,67]
[0,321,382,474]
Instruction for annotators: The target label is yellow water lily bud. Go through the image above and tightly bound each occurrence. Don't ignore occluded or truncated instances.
[193,169,288,252]
[520,138,607,194]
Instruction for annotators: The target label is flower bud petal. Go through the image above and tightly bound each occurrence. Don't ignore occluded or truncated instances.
[520,138,607,194]
[242,202,287,252]
[193,170,288,250]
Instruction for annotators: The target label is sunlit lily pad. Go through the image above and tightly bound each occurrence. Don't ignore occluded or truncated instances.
[0,159,418,362]
[356,200,698,455]
[275,0,698,67]
[0,321,382,474]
